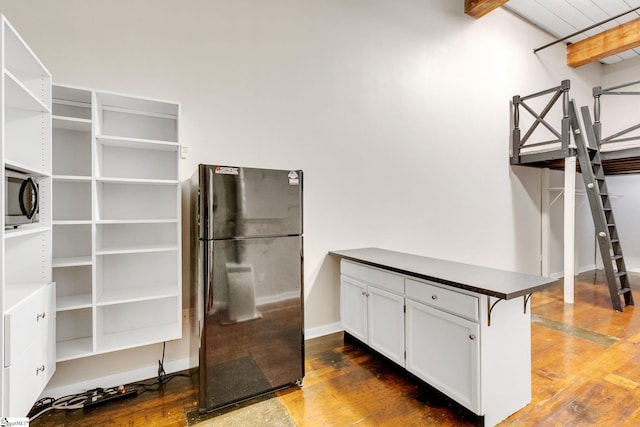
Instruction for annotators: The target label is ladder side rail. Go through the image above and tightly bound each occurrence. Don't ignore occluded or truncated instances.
[583,105,634,307]
[571,102,624,311]
[578,104,633,309]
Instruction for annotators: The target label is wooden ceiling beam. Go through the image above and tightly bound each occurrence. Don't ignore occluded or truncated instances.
[464,0,509,19]
[567,17,640,67]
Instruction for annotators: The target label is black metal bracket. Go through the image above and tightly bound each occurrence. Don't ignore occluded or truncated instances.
[523,293,533,314]
[488,294,533,326]
[487,297,503,327]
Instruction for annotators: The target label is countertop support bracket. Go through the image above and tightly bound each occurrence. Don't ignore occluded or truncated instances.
[487,297,504,327]
[523,293,533,314]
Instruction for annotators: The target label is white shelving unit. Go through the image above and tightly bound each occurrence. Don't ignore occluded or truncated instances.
[1,15,55,417]
[52,84,181,362]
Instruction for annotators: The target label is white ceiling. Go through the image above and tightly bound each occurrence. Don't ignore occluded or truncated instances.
[504,0,640,64]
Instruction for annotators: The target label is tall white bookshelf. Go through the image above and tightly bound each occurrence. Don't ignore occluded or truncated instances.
[1,15,55,417]
[52,85,182,361]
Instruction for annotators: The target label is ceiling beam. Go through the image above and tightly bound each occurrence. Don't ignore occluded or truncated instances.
[464,0,509,19]
[567,17,640,67]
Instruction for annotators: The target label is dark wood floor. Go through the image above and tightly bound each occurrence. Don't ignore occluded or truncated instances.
[30,270,640,426]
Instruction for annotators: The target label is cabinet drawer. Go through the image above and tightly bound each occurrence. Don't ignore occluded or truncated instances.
[405,279,479,322]
[4,338,48,417]
[4,284,54,367]
[341,260,403,294]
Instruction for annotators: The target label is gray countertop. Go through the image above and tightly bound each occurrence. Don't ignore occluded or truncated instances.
[329,247,558,300]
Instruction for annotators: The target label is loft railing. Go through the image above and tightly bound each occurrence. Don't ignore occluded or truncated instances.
[511,80,571,164]
[593,80,640,148]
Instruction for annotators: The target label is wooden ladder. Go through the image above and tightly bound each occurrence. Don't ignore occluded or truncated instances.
[568,100,633,311]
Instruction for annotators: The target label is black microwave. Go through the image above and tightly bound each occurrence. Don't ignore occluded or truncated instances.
[5,168,39,229]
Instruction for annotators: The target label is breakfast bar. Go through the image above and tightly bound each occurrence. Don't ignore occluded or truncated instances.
[329,247,558,427]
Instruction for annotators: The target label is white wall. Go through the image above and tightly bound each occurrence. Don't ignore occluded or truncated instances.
[0,0,604,396]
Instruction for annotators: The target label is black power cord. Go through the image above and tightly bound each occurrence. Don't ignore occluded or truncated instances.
[28,342,190,422]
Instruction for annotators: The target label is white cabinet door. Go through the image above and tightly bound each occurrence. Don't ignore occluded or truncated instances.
[367,285,405,366]
[405,299,480,412]
[340,276,367,342]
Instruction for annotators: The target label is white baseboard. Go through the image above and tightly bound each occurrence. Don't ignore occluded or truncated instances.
[41,357,191,400]
[549,264,598,279]
[578,264,597,274]
[305,322,342,340]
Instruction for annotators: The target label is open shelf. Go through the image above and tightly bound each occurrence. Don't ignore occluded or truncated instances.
[57,337,94,362]
[57,294,92,311]
[3,159,49,177]
[53,223,91,259]
[53,115,92,132]
[56,308,93,361]
[3,101,51,174]
[3,224,50,239]
[3,17,50,103]
[96,297,180,353]
[96,139,178,181]
[4,70,50,112]
[52,85,91,120]
[96,92,178,142]
[52,180,91,221]
[96,181,178,221]
[52,256,92,268]
[97,286,178,306]
[4,230,52,285]
[96,251,177,305]
[53,264,92,310]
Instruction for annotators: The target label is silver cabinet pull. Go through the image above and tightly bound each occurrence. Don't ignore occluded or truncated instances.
[35,365,45,375]
[431,295,438,300]
[469,334,476,340]
[36,312,46,321]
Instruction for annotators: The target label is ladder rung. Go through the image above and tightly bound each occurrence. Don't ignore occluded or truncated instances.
[616,272,627,278]
[618,287,632,295]
[612,255,623,260]
[611,239,620,244]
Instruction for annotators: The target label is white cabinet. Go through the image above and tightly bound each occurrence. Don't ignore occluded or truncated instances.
[52,84,182,361]
[338,256,533,427]
[405,299,480,412]
[340,261,405,366]
[1,15,55,416]
[4,283,56,417]
[339,276,367,342]
[405,278,480,411]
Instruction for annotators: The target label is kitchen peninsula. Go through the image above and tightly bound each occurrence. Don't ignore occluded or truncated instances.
[330,247,558,427]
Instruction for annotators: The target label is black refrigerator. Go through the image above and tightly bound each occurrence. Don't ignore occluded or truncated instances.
[190,165,304,413]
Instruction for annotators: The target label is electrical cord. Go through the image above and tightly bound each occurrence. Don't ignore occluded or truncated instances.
[28,342,191,422]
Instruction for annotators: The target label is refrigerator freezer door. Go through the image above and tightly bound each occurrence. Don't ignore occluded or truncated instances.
[201,235,304,411]
[206,165,302,239]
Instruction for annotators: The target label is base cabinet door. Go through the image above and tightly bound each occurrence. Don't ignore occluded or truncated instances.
[368,285,405,366]
[340,276,367,342]
[405,299,480,412]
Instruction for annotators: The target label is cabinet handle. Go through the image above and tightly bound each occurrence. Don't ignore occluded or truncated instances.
[36,312,46,321]
[431,295,438,300]
[35,365,45,375]
[469,334,476,340]
[362,291,366,296]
